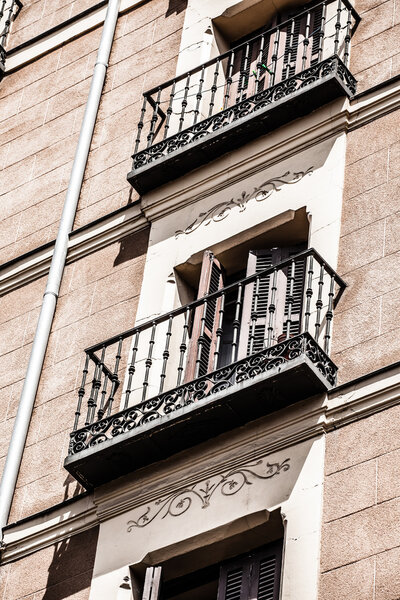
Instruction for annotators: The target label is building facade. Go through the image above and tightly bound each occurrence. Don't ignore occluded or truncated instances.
[0,0,400,598]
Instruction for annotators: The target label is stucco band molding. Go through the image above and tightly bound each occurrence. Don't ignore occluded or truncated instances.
[1,494,97,565]
[1,365,399,565]
[0,204,148,296]
[5,0,147,73]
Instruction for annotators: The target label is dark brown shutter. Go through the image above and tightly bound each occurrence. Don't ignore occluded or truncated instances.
[249,543,283,600]
[185,251,225,382]
[217,558,251,600]
[238,249,274,359]
[281,4,324,80]
[238,245,306,357]
[228,21,277,105]
[218,542,282,600]
[142,566,162,600]
[282,246,306,338]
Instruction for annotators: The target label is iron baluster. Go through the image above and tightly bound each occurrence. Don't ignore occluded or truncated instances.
[343,7,352,66]
[231,282,243,363]
[324,274,335,353]
[254,34,266,94]
[134,96,148,154]
[159,316,173,394]
[285,259,296,339]
[163,80,176,140]
[176,307,190,386]
[0,0,6,21]
[301,11,311,70]
[212,292,225,371]
[223,50,235,109]
[334,0,342,56]
[208,58,220,117]
[238,44,250,103]
[97,372,109,420]
[0,0,16,48]
[270,27,280,86]
[142,323,156,402]
[147,87,162,148]
[124,331,140,409]
[86,346,105,425]
[178,72,191,133]
[248,276,260,355]
[266,268,278,347]
[194,300,208,379]
[74,354,90,431]
[284,19,296,80]
[314,263,325,340]
[107,337,122,417]
[318,2,327,62]
[304,255,314,332]
[193,65,205,125]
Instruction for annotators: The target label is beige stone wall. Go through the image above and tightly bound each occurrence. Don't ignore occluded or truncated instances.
[0,0,185,263]
[8,0,102,50]
[351,0,400,92]
[0,0,185,524]
[332,109,400,383]
[0,526,99,599]
[320,404,400,600]
[0,227,149,522]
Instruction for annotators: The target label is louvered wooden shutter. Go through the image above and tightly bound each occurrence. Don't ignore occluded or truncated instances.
[238,249,274,359]
[248,544,282,600]
[238,246,306,358]
[185,251,225,382]
[228,22,277,105]
[217,558,251,600]
[282,246,306,338]
[142,566,162,600]
[218,543,282,600]
[280,3,324,80]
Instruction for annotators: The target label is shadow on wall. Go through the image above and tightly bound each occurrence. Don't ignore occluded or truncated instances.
[42,527,99,600]
[166,0,188,17]
[113,226,150,268]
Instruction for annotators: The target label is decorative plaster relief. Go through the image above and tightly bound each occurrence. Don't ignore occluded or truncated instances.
[174,168,313,238]
[126,457,290,530]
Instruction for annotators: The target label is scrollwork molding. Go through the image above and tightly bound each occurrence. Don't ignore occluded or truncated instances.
[126,456,290,530]
[175,167,313,238]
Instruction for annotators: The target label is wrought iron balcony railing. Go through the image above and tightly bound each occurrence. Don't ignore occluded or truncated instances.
[0,0,22,78]
[127,0,360,194]
[65,249,346,488]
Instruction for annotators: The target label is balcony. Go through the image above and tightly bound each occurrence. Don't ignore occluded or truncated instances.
[0,0,22,80]
[127,0,360,195]
[64,249,346,489]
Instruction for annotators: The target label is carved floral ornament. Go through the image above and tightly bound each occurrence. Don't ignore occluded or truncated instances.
[126,457,290,530]
[175,167,313,238]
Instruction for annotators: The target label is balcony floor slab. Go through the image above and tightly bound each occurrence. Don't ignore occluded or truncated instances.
[65,336,336,490]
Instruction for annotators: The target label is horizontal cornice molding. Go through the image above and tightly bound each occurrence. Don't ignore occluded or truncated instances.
[2,365,399,565]
[0,203,148,296]
[1,494,98,565]
[6,0,146,73]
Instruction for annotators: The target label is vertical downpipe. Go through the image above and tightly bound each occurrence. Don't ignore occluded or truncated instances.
[0,0,121,541]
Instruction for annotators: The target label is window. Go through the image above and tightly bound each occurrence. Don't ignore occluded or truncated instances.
[221,2,325,106]
[141,541,283,600]
[184,243,306,379]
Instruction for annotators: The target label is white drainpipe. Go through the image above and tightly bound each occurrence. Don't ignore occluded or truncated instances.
[0,0,121,541]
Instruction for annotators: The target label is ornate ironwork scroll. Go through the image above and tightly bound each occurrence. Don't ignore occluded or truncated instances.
[175,168,313,238]
[126,457,290,529]
[68,333,337,456]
